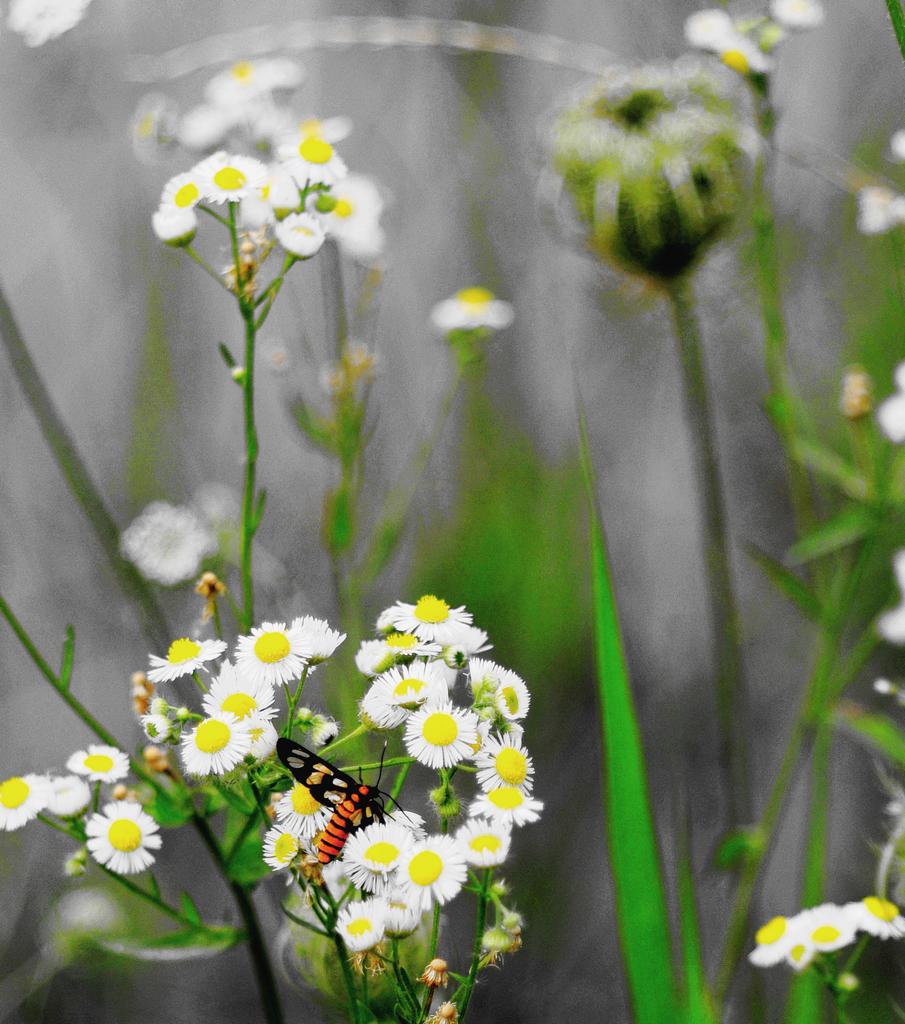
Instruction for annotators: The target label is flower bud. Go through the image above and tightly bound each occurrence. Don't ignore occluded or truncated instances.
[152,206,197,247]
[314,193,338,214]
[840,366,872,421]
[63,847,88,877]
[419,958,449,988]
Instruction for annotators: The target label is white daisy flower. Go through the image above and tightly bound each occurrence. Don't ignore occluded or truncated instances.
[238,193,273,230]
[474,734,535,792]
[442,626,492,669]
[770,0,824,29]
[342,822,415,894]
[361,662,451,730]
[385,596,474,645]
[177,103,236,152]
[204,59,305,108]
[879,550,905,644]
[180,713,252,776]
[336,897,388,953]
[264,167,302,219]
[85,801,162,875]
[430,289,514,334]
[290,616,346,663]
[748,914,799,967]
[456,818,512,868]
[152,206,197,247]
[279,135,348,189]
[140,713,174,742]
[160,171,203,212]
[275,212,326,259]
[795,904,858,957]
[46,775,91,818]
[404,701,479,770]
[263,823,303,871]
[197,152,268,204]
[66,745,130,784]
[202,660,277,722]
[878,363,905,443]
[275,782,331,837]
[246,716,279,761]
[857,186,905,236]
[291,115,353,145]
[384,888,425,937]
[8,0,93,47]
[355,634,442,677]
[847,896,905,939]
[314,174,386,262]
[892,130,905,164]
[469,658,531,720]
[0,774,51,831]
[310,715,340,748]
[684,9,737,49]
[469,786,543,827]
[148,637,227,684]
[120,501,217,585]
[398,836,467,911]
[235,621,312,688]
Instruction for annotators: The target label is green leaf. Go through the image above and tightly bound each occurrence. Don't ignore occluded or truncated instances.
[59,625,75,691]
[218,343,236,369]
[145,786,193,828]
[790,438,866,500]
[578,408,679,1024]
[677,830,716,1024]
[94,925,242,961]
[835,703,905,768]
[745,546,822,621]
[712,827,762,871]
[253,488,267,531]
[225,830,269,887]
[291,399,335,452]
[786,505,876,565]
[179,892,202,927]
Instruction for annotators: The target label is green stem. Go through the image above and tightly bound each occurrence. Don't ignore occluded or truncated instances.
[885,0,905,62]
[282,666,310,738]
[184,246,229,292]
[0,279,169,648]
[320,723,368,758]
[340,756,415,774]
[391,761,412,802]
[665,276,749,826]
[457,868,492,1020]
[236,296,260,629]
[255,257,295,330]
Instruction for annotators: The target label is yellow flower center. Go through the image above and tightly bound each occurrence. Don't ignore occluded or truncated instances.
[291,783,322,815]
[334,198,354,218]
[790,944,807,963]
[755,916,787,946]
[408,850,443,886]
[298,137,334,164]
[108,819,142,852]
[864,896,899,922]
[500,687,520,715]
[811,925,841,944]
[393,678,426,699]
[721,49,750,75]
[231,60,255,82]
[494,748,527,785]
[254,631,290,663]
[365,841,400,866]
[83,754,114,774]
[347,917,374,937]
[195,720,230,754]
[213,166,248,191]
[414,595,450,624]
[457,286,493,307]
[174,182,199,208]
[137,113,154,138]
[385,632,418,650]
[422,712,458,747]
[221,693,257,719]
[292,225,315,237]
[469,833,501,854]
[0,777,29,809]
[274,833,299,862]
[167,637,202,664]
[487,786,524,810]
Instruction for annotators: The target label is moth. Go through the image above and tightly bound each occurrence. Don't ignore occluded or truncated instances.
[276,738,387,864]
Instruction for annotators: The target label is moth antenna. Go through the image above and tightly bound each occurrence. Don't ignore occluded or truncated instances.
[380,789,418,827]
[375,742,388,790]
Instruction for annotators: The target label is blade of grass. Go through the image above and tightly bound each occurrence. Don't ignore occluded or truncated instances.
[0,278,169,648]
[677,821,716,1024]
[577,402,679,1024]
[835,703,905,767]
[885,0,905,64]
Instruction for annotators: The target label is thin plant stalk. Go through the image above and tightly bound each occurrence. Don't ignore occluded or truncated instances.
[665,275,750,826]
[0,278,170,649]
[458,868,492,1019]
[885,0,905,62]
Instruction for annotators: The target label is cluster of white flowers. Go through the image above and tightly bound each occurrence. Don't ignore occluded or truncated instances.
[684,0,824,76]
[120,500,219,586]
[147,58,385,263]
[0,743,162,875]
[141,616,345,776]
[264,595,540,953]
[749,898,905,971]
[853,128,905,236]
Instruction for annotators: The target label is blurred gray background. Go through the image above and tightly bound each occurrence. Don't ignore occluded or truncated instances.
[1,1,903,1021]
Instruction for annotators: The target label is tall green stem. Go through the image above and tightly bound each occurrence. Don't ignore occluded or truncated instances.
[458,869,491,1020]
[0,278,169,649]
[885,0,905,62]
[665,275,749,826]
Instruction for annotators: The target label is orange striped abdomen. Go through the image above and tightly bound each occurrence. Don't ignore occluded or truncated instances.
[316,796,362,864]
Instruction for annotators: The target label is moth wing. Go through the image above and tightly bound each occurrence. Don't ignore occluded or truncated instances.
[276,738,359,807]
